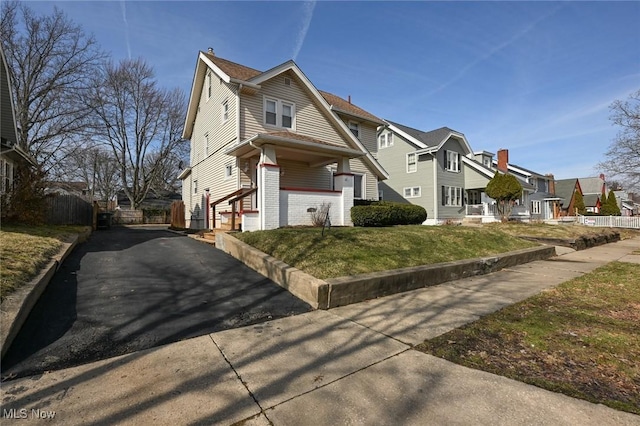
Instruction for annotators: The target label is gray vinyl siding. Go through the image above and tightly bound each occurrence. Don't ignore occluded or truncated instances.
[376,133,434,214]
[436,138,467,220]
[464,164,492,190]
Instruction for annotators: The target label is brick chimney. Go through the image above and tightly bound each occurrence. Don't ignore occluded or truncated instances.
[545,174,555,195]
[497,149,509,172]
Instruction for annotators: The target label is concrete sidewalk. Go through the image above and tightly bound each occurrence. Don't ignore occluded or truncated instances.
[2,238,639,425]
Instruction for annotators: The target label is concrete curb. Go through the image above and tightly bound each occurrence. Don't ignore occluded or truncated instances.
[215,232,556,310]
[517,230,620,250]
[0,228,91,359]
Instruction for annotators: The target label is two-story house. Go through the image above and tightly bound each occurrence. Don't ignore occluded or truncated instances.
[376,120,485,224]
[179,49,387,230]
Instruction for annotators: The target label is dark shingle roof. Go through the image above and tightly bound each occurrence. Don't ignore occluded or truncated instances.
[554,178,578,207]
[319,90,383,124]
[385,120,457,148]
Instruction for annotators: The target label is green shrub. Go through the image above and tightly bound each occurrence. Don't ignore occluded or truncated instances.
[351,202,427,227]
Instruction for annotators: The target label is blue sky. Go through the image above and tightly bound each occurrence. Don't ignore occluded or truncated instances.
[24,1,640,181]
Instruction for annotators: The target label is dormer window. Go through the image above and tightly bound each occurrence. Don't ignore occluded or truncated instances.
[264,97,295,129]
[379,132,393,149]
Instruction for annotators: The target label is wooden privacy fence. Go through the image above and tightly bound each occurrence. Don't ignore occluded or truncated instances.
[578,215,640,229]
[171,201,186,228]
[46,195,93,226]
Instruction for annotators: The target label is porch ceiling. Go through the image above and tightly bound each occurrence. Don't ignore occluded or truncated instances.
[225,132,364,166]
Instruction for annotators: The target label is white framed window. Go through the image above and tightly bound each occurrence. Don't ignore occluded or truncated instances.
[442,186,463,206]
[225,164,233,179]
[445,150,460,172]
[1,159,13,194]
[204,133,209,157]
[483,157,491,168]
[348,121,360,139]
[403,186,421,198]
[221,99,229,122]
[406,153,417,173]
[531,200,541,214]
[353,173,364,199]
[193,179,198,194]
[379,132,394,149]
[264,97,295,129]
[206,71,212,101]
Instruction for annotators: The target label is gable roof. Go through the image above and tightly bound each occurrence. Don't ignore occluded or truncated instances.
[578,177,605,195]
[555,178,579,207]
[583,193,600,207]
[385,120,472,154]
[183,51,388,179]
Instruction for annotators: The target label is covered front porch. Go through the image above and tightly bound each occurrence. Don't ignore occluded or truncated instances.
[220,132,365,231]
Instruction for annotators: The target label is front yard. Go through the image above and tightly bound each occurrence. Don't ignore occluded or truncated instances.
[0,224,88,302]
[235,225,538,279]
[415,261,640,415]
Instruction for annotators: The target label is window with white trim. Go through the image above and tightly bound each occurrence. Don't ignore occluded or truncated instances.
[445,150,460,172]
[403,186,421,198]
[221,99,229,122]
[225,164,233,179]
[354,173,364,199]
[442,186,463,206]
[193,179,198,194]
[204,133,209,156]
[407,153,417,173]
[264,97,295,129]
[531,200,541,214]
[348,121,360,139]
[379,132,393,149]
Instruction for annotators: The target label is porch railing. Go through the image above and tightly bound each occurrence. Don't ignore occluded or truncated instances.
[466,203,529,218]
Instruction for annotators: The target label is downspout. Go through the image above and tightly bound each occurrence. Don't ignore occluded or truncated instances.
[432,152,438,223]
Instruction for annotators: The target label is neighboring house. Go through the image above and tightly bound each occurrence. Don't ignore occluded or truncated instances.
[179,49,387,230]
[376,121,481,224]
[613,190,639,216]
[553,178,583,217]
[1,45,36,197]
[489,149,557,221]
[44,181,91,198]
[117,189,182,211]
[376,121,555,224]
[578,174,607,213]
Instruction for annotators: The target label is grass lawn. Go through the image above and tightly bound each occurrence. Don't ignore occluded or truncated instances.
[235,225,538,279]
[485,222,640,240]
[415,261,640,415]
[0,224,89,302]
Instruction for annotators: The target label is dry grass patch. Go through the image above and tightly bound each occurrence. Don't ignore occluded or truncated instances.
[485,222,640,240]
[1,224,88,302]
[415,262,640,414]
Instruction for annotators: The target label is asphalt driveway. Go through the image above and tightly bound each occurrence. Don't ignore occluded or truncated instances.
[1,226,312,380]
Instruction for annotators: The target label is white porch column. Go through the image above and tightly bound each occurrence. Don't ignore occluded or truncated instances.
[333,157,354,226]
[259,144,280,230]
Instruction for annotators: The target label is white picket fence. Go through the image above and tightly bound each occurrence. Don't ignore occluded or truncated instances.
[577,215,640,229]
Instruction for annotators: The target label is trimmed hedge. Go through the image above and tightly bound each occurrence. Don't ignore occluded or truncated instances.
[351,202,427,227]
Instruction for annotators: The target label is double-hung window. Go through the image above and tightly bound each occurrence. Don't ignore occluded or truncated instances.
[445,150,460,172]
[353,173,364,199]
[204,133,209,157]
[206,72,212,101]
[531,200,541,214]
[442,186,463,206]
[222,99,229,122]
[379,132,393,149]
[225,164,233,179]
[348,121,360,139]
[264,97,295,129]
[407,153,417,173]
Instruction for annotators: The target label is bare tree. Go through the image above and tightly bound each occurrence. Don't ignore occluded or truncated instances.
[88,58,186,210]
[598,89,640,192]
[68,146,121,203]
[1,1,106,176]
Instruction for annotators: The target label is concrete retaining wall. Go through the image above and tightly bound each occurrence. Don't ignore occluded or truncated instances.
[216,232,557,310]
[518,230,620,251]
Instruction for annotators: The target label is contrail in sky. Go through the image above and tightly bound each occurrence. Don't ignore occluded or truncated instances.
[292,1,316,61]
[120,0,132,59]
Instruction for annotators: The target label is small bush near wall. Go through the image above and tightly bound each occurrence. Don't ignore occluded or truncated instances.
[351,202,427,227]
